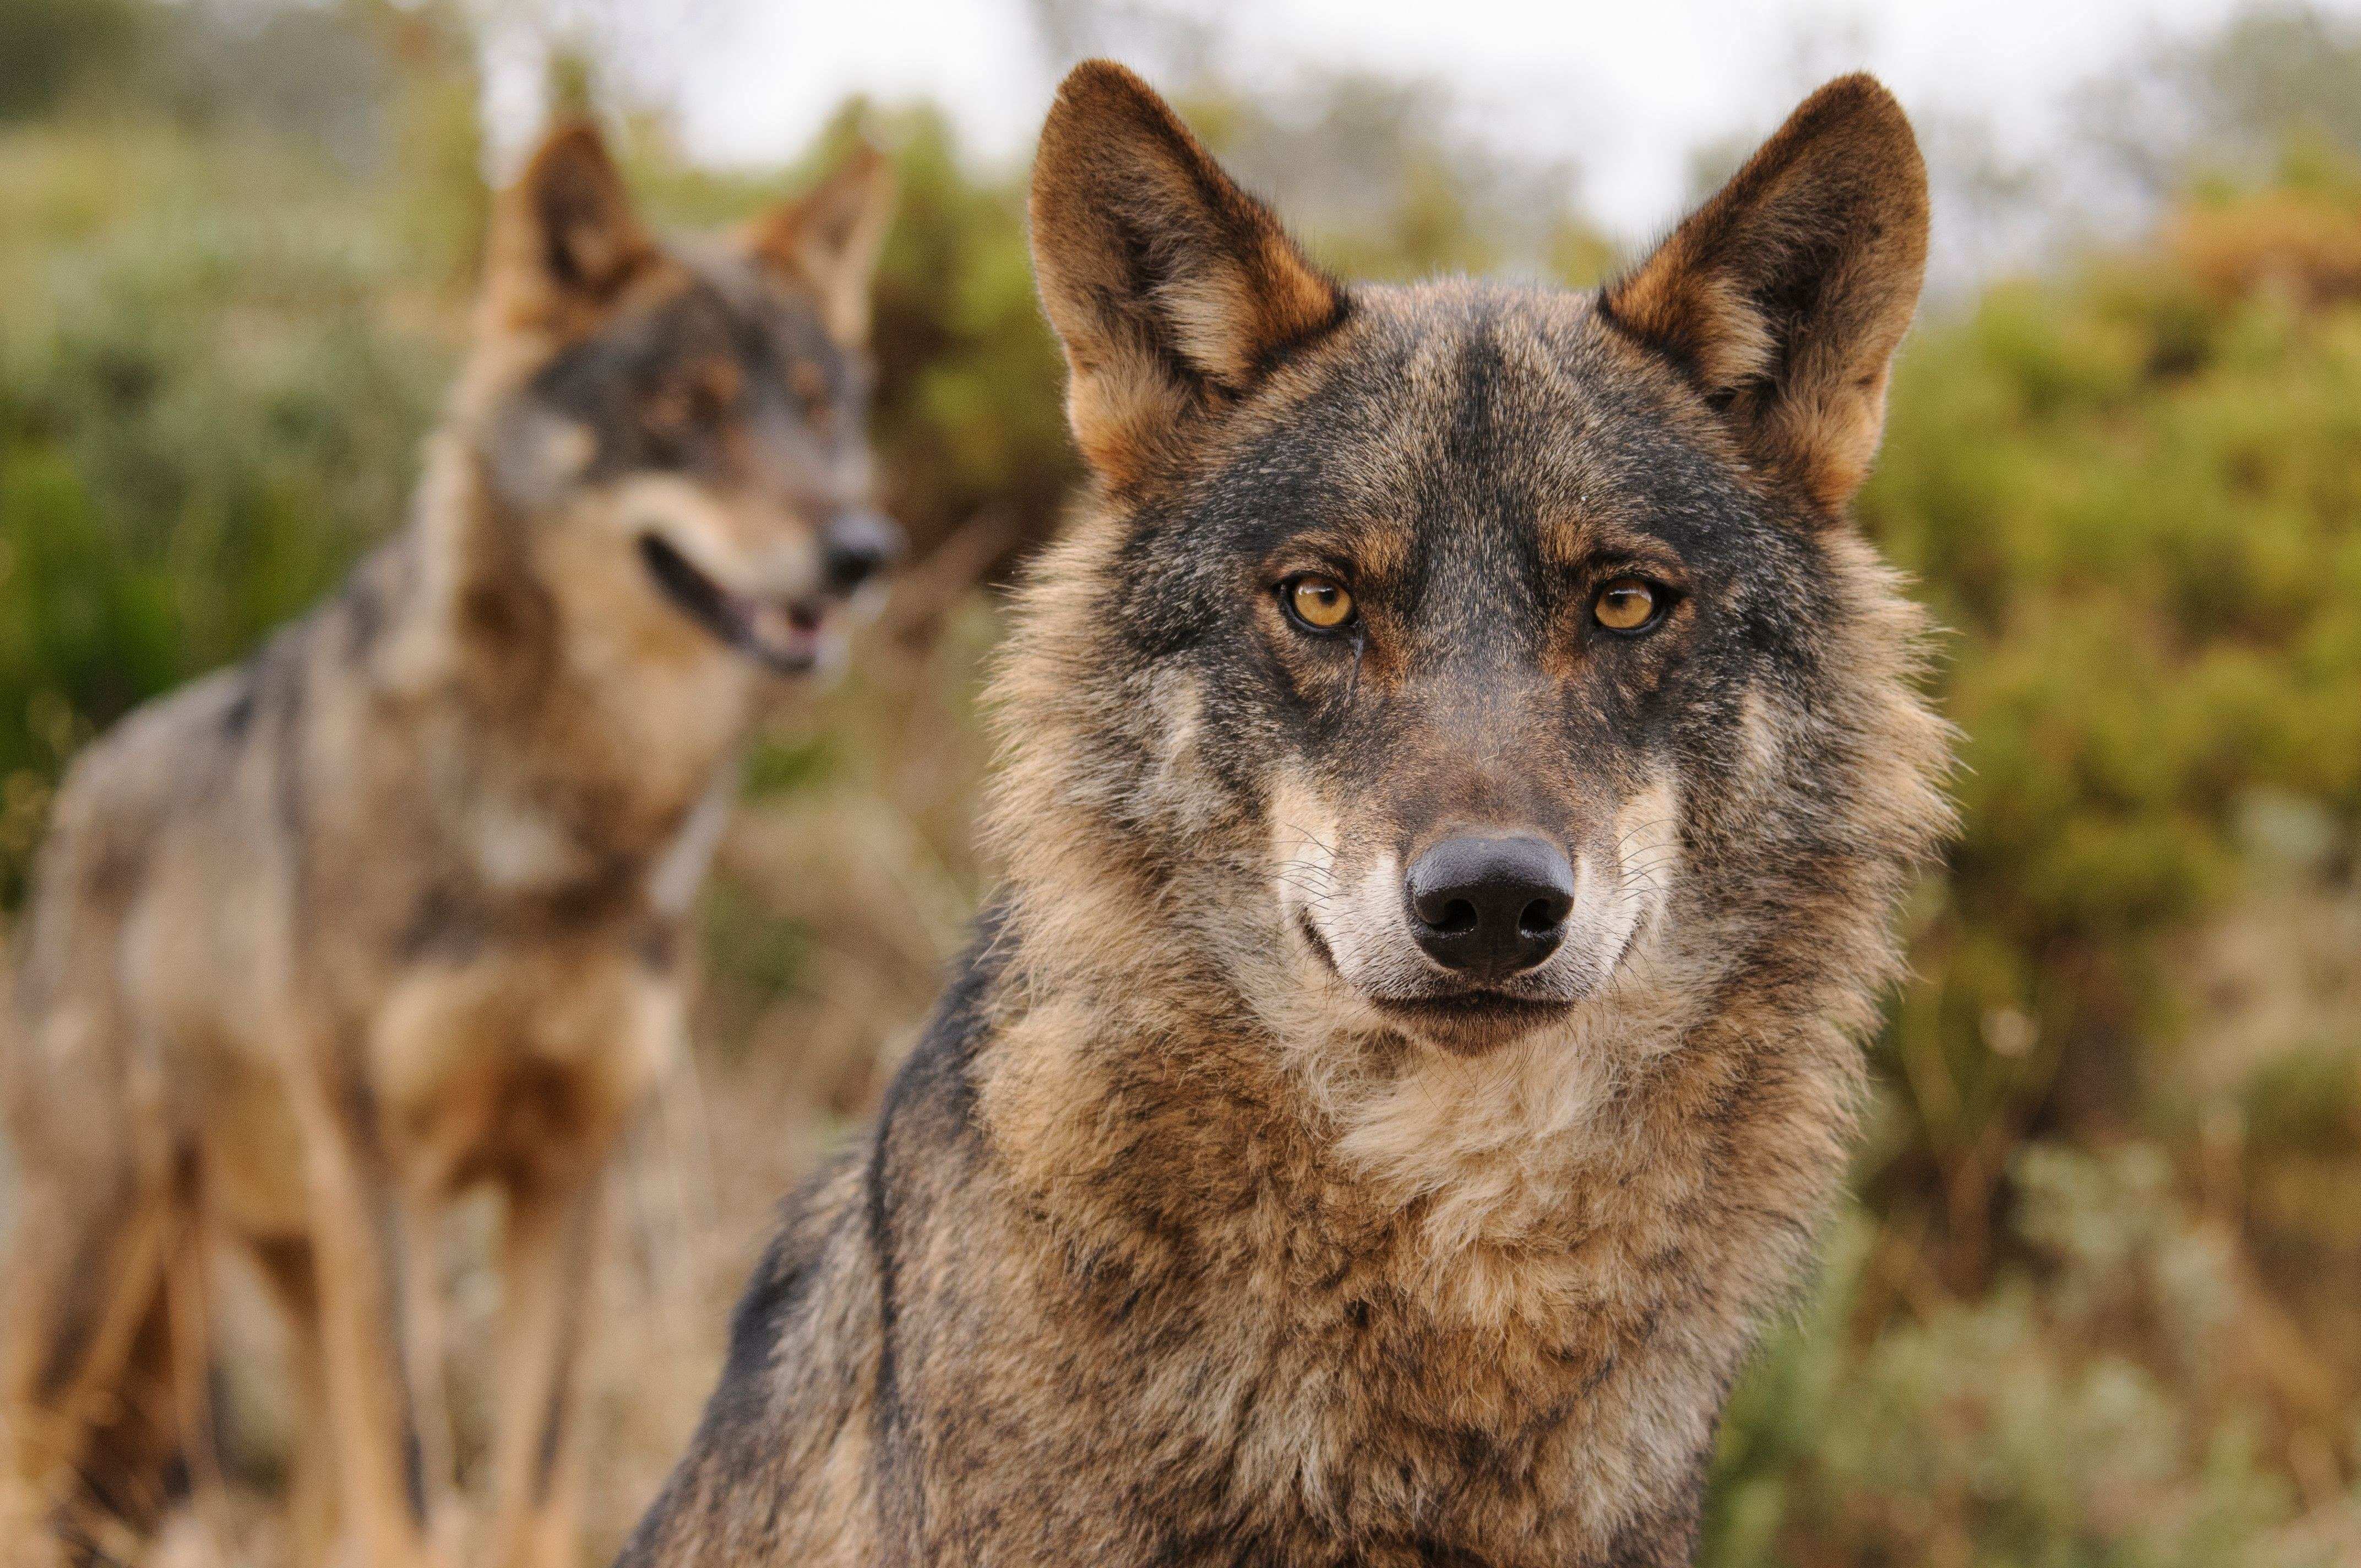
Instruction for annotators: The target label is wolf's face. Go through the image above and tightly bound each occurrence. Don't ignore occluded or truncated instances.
[1117,291,1751,1057]
[1021,67,1932,1059]
[464,126,898,677]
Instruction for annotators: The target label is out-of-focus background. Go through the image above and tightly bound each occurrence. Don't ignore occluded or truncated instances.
[2,0,2359,1562]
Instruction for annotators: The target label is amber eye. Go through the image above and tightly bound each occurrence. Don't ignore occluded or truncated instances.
[1592,578,1663,634]
[648,361,742,435]
[1280,573,1357,634]
[790,361,834,424]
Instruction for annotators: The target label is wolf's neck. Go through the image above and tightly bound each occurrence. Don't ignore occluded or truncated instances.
[382,437,755,883]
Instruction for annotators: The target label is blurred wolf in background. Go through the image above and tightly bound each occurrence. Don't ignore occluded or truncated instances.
[621,60,1949,1568]
[0,121,896,1567]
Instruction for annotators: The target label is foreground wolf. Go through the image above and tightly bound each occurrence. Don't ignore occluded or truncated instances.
[1,124,895,1566]
[622,62,1950,1568]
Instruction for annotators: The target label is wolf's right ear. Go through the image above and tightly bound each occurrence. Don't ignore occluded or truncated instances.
[1029,61,1346,486]
[749,144,897,345]
[1601,75,1928,514]
[483,122,657,333]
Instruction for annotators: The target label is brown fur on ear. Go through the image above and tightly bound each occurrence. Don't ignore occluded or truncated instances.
[1029,59,1346,486]
[1601,74,1928,512]
[750,144,897,344]
[484,121,659,335]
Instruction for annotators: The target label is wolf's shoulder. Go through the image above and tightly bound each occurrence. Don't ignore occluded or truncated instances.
[717,902,1014,1400]
[877,901,1010,1133]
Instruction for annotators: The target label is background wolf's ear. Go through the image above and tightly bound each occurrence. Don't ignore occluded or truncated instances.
[751,145,897,344]
[1600,75,1928,513]
[485,122,657,331]
[1029,60,1346,485]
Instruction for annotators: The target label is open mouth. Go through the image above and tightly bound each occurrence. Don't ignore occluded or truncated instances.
[639,533,829,674]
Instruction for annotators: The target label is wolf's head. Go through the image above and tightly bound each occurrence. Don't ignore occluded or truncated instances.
[998,64,1949,1070]
[450,122,899,679]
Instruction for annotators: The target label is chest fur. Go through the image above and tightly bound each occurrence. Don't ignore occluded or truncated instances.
[962,1008,1827,1564]
[369,940,681,1196]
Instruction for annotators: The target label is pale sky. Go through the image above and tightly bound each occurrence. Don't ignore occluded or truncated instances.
[484,0,2361,243]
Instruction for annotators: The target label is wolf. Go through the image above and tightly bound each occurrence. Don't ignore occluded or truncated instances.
[619,61,1951,1568]
[0,122,896,1567]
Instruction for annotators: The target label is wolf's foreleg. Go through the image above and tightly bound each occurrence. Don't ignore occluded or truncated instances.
[287,1062,444,1568]
[485,1172,603,1568]
[246,1236,342,1567]
[395,1190,463,1556]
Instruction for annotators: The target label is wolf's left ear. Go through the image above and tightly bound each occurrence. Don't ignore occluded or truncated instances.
[752,145,897,343]
[485,121,658,331]
[1030,61,1346,486]
[1601,75,1928,513]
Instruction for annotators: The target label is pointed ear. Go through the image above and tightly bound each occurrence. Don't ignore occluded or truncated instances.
[750,144,897,343]
[1029,61,1347,486]
[1600,75,1928,513]
[484,121,658,332]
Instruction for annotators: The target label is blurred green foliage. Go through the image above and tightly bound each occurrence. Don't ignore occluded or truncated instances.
[0,121,455,892]
[1,1,2357,1561]
[1707,1151,2352,1568]
[1862,172,2361,1246]
[0,0,144,122]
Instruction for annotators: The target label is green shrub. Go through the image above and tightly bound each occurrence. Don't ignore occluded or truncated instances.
[1859,181,2361,1258]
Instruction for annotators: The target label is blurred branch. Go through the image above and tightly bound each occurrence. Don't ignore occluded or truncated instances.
[880,507,1027,649]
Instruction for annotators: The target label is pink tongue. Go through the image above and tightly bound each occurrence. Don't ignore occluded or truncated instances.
[746,600,798,646]
[745,598,826,651]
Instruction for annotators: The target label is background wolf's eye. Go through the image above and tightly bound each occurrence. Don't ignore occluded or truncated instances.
[645,360,743,439]
[791,361,837,430]
[1280,573,1356,633]
[1592,578,1663,633]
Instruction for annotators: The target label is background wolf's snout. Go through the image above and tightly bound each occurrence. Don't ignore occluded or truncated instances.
[1405,835,1576,981]
[820,509,904,594]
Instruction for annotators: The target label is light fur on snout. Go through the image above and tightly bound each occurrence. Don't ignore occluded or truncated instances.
[1275,770,1685,1013]
[605,471,827,602]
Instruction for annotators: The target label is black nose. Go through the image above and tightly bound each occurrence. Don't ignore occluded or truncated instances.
[1405,834,1576,980]
[819,509,903,595]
